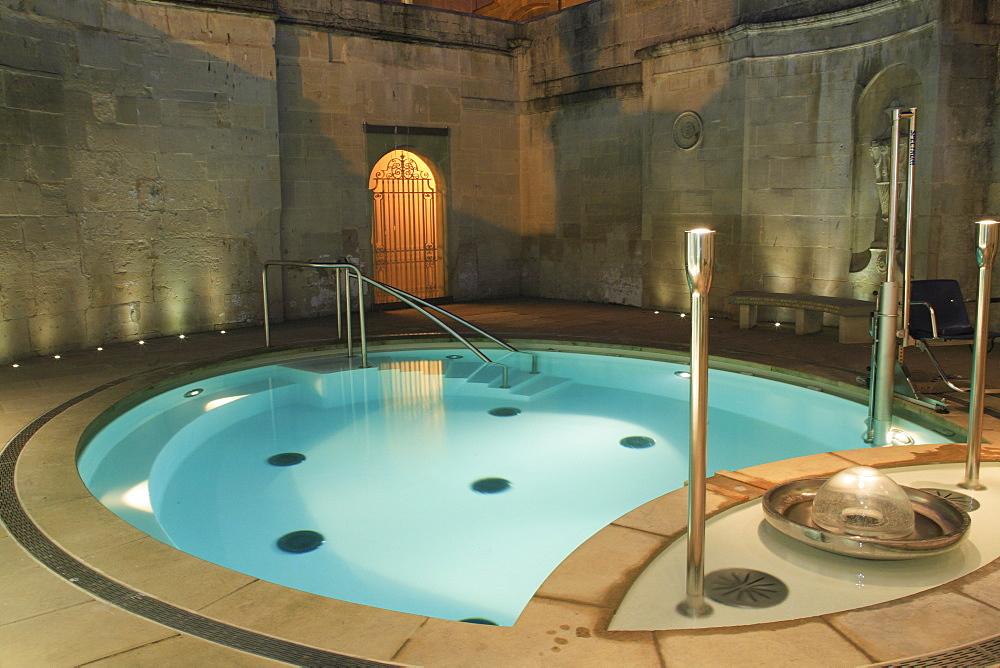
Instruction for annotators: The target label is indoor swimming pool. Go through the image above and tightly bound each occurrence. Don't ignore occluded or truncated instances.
[77,344,957,626]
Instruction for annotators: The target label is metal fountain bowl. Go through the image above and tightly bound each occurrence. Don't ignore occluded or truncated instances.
[762,478,971,560]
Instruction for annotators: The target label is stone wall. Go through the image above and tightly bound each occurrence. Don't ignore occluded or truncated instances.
[0,0,281,359]
[514,0,997,319]
[273,6,521,316]
[635,0,998,320]
[2,0,998,361]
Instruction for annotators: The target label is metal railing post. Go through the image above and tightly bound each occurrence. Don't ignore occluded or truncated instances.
[262,265,272,348]
[335,268,343,339]
[961,219,1000,490]
[354,267,367,366]
[678,228,714,619]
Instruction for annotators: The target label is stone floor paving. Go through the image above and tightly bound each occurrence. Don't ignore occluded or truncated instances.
[2,298,999,667]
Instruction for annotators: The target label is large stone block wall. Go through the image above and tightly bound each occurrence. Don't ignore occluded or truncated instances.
[3,0,998,361]
[638,42,747,313]
[0,0,280,360]
[520,94,644,304]
[273,19,520,317]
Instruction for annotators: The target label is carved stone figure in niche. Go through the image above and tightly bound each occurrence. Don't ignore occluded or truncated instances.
[848,104,912,298]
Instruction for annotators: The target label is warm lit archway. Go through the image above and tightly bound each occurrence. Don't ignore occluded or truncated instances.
[369,150,446,304]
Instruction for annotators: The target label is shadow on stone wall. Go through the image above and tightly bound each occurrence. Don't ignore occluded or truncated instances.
[0,1,282,360]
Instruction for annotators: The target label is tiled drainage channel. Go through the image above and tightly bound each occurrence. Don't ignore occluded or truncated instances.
[872,635,1000,667]
[0,378,397,668]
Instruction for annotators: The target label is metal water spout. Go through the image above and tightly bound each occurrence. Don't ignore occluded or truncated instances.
[677,228,714,618]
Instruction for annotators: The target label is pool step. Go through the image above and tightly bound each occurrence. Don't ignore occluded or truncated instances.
[508,374,572,397]
[458,363,572,396]
[355,355,573,397]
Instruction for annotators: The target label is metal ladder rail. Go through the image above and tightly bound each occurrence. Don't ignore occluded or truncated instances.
[358,276,513,387]
[262,262,524,386]
[364,276,539,375]
[262,261,367,361]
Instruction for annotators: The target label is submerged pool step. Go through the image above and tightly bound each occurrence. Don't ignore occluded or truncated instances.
[507,374,572,397]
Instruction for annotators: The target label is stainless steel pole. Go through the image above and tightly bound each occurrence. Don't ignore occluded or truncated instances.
[900,109,917,344]
[262,265,272,347]
[335,268,343,339]
[678,228,714,619]
[867,109,904,446]
[355,267,368,367]
[961,219,1000,490]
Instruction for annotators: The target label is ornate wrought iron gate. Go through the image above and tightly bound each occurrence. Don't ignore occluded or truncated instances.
[369,150,445,304]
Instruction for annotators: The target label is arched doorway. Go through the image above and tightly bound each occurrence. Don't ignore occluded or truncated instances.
[369,150,446,304]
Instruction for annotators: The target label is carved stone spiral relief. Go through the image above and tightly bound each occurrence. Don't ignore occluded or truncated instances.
[673,111,703,150]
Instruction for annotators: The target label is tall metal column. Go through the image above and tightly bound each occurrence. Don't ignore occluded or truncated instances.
[677,228,714,619]
[867,108,916,446]
[961,219,1000,490]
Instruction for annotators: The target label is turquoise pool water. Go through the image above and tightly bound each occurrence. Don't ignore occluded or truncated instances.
[77,347,954,626]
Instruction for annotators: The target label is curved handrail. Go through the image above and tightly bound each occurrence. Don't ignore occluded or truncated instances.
[261,261,529,384]
[262,261,367,362]
[365,276,539,374]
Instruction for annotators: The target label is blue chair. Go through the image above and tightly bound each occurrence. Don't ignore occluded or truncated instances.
[908,279,1000,392]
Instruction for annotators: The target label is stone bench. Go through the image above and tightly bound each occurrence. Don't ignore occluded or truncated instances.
[728,291,875,344]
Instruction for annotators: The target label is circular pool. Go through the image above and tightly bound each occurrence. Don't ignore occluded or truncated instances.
[77,344,956,626]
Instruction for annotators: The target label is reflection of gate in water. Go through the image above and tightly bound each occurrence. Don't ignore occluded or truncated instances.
[369,150,445,304]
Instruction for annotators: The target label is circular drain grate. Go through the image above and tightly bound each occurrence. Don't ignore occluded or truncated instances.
[459,617,498,625]
[471,477,512,494]
[277,530,325,554]
[619,436,656,449]
[705,568,788,609]
[446,354,463,359]
[267,452,306,467]
[488,407,521,417]
[920,488,981,512]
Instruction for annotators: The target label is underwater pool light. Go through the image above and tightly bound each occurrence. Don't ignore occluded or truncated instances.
[122,481,153,513]
[890,428,916,446]
[204,394,249,411]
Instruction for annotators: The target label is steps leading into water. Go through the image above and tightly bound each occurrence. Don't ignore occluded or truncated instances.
[283,352,572,400]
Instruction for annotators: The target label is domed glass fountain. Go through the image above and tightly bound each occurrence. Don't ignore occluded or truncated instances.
[761,466,971,560]
[811,466,915,539]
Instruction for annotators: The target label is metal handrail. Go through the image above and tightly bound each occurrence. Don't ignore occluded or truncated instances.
[262,261,367,361]
[365,276,539,375]
[261,261,530,385]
